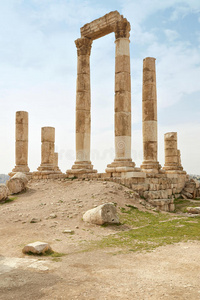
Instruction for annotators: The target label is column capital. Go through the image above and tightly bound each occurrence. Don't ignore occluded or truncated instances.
[114,18,130,39]
[75,37,92,56]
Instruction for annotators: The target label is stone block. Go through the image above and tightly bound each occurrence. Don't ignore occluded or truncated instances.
[83,203,120,225]
[143,99,157,121]
[16,124,28,141]
[143,141,157,161]
[76,91,90,110]
[41,127,55,143]
[76,110,90,133]
[142,84,157,101]
[115,112,131,136]
[77,55,90,74]
[115,72,131,92]
[115,38,130,57]
[15,141,28,165]
[0,184,9,201]
[16,111,28,124]
[115,55,130,73]
[76,73,90,92]
[7,172,28,194]
[115,91,131,112]
[143,121,157,142]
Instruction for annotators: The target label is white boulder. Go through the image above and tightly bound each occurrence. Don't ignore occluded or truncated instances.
[83,203,119,225]
[7,172,28,194]
[22,241,52,254]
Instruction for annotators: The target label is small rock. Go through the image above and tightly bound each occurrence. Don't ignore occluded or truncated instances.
[186,207,200,214]
[22,241,52,254]
[63,230,74,234]
[49,213,57,219]
[30,218,41,223]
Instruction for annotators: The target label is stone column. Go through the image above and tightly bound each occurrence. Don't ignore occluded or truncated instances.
[163,132,179,171]
[177,149,183,171]
[54,152,61,173]
[106,18,135,173]
[68,37,97,175]
[141,57,160,172]
[37,127,55,172]
[12,111,30,173]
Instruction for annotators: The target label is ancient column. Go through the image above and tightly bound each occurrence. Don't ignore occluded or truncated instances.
[37,127,55,172]
[12,111,30,173]
[177,149,183,171]
[163,132,179,171]
[68,37,96,175]
[54,152,61,172]
[106,18,135,173]
[141,57,160,172]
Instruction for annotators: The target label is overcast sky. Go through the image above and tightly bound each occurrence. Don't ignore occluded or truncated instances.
[0,0,199,175]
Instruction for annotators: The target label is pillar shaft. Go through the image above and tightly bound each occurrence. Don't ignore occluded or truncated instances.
[106,19,135,173]
[141,57,160,172]
[38,127,55,171]
[68,37,97,175]
[163,132,178,170]
[53,152,62,173]
[177,149,183,171]
[12,111,30,173]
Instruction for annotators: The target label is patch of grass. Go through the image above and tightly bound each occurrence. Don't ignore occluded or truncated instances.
[0,196,17,205]
[26,250,66,257]
[174,198,198,213]
[86,206,200,253]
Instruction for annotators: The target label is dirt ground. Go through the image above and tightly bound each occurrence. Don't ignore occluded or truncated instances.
[0,179,200,300]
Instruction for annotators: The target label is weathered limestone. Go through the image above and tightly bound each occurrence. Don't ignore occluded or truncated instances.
[37,127,56,172]
[177,149,183,171]
[54,152,61,172]
[0,184,9,201]
[81,11,122,40]
[22,241,52,255]
[106,17,135,174]
[12,111,30,173]
[67,37,97,175]
[141,58,160,173]
[163,132,179,171]
[83,203,119,225]
[7,172,28,194]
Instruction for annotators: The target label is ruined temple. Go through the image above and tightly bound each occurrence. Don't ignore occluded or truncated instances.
[9,11,189,211]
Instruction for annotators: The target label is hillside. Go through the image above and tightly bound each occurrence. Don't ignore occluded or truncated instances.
[0,179,200,299]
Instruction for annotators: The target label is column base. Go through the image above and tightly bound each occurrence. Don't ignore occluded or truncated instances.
[141,161,161,173]
[66,161,97,177]
[105,158,136,173]
[12,165,30,173]
[163,168,187,175]
[37,164,56,172]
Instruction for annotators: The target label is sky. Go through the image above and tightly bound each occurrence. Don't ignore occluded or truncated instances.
[0,0,199,175]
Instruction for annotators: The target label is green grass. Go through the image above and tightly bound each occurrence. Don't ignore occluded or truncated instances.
[87,206,200,253]
[0,196,17,205]
[174,198,200,213]
[26,249,66,258]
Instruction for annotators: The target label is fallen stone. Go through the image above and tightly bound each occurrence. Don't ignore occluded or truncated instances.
[63,230,74,234]
[0,184,9,201]
[181,190,193,199]
[30,218,41,223]
[49,213,57,219]
[6,172,28,194]
[83,203,119,225]
[22,241,52,255]
[186,207,200,214]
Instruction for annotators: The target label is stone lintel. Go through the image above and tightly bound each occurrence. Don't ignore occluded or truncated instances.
[80,11,130,40]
